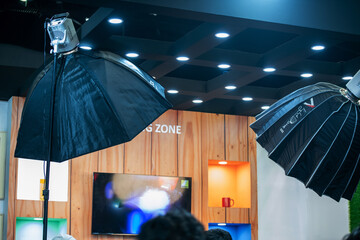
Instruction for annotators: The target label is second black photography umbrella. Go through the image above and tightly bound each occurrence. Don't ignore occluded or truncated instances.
[251,72,360,202]
[14,13,172,240]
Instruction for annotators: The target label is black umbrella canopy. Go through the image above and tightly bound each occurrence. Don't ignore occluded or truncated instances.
[251,78,360,201]
[15,50,172,162]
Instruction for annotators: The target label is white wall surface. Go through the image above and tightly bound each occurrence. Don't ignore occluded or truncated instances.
[0,101,8,132]
[257,144,349,240]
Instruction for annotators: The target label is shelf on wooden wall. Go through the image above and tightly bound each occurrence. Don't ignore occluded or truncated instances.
[208,160,251,208]
[208,223,251,240]
[16,217,67,240]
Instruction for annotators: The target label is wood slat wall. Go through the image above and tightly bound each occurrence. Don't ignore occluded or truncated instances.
[6,97,257,240]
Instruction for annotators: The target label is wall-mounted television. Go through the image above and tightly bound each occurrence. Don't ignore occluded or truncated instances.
[91,172,192,235]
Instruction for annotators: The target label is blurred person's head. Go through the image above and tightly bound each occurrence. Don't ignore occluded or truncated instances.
[343,226,360,240]
[205,228,232,240]
[138,208,205,240]
[51,234,76,240]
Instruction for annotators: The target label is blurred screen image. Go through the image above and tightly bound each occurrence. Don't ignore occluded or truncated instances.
[91,172,192,235]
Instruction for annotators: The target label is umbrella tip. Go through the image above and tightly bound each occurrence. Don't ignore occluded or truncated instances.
[346,69,360,101]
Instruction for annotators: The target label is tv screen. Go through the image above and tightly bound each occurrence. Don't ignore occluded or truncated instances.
[91,172,192,235]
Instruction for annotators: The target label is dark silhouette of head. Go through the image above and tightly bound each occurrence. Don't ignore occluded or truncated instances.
[138,208,205,240]
[343,226,360,240]
[205,228,232,240]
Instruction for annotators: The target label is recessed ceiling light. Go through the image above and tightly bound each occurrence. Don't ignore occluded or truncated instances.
[311,45,325,51]
[342,76,353,80]
[85,17,89,21]
[218,64,231,69]
[108,18,123,24]
[192,99,203,104]
[263,67,276,72]
[242,97,253,101]
[261,105,270,110]
[126,52,139,58]
[301,73,313,78]
[225,85,237,90]
[215,32,230,38]
[79,45,92,50]
[176,56,189,61]
[167,89,179,94]
[218,161,227,165]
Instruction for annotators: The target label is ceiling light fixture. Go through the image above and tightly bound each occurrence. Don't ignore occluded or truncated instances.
[126,52,139,58]
[192,99,203,104]
[225,85,237,90]
[215,32,230,38]
[218,161,227,165]
[342,76,353,80]
[263,67,276,72]
[218,64,231,69]
[176,56,189,61]
[167,90,179,94]
[261,105,270,110]
[311,45,325,51]
[79,45,92,50]
[108,18,123,24]
[242,97,253,101]
[301,73,313,78]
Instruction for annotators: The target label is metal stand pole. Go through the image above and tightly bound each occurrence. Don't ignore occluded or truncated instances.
[42,52,57,240]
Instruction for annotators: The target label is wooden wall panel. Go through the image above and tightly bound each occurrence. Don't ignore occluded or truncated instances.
[201,113,225,227]
[225,115,248,162]
[7,97,20,240]
[226,208,249,224]
[98,145,124,173]
[124,131,151,174]
[70,153,98,240]
[151,110,178,176]
[8,105,258,240]
[248,117,258,240]
[98,145,125,240]
[15,200,42,218]
[201,113,224,160]
[207,207,225,223]
[178,111,202,220]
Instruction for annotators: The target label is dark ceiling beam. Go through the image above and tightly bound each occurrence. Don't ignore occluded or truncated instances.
[283,60,342,76]
[176,34,341,109]
[105,34,345,78]
[157,77,206,92]
[62,0,360,35]
[0,44,44,69]
[344,56,360,75]
[118,0,360,36]
[147,22,247,78]
[278,73,344,98]
[77,7,114,43]
[106,36,173,58]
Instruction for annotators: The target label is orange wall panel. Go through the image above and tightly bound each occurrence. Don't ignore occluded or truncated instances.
[208,162,250,208]
[236,163,251,208]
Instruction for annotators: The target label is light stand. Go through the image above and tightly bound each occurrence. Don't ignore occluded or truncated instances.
[42,13,79,240]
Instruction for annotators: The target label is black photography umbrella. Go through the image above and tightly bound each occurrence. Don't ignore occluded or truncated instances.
[251,73,360,202]
[14,13,172,240]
